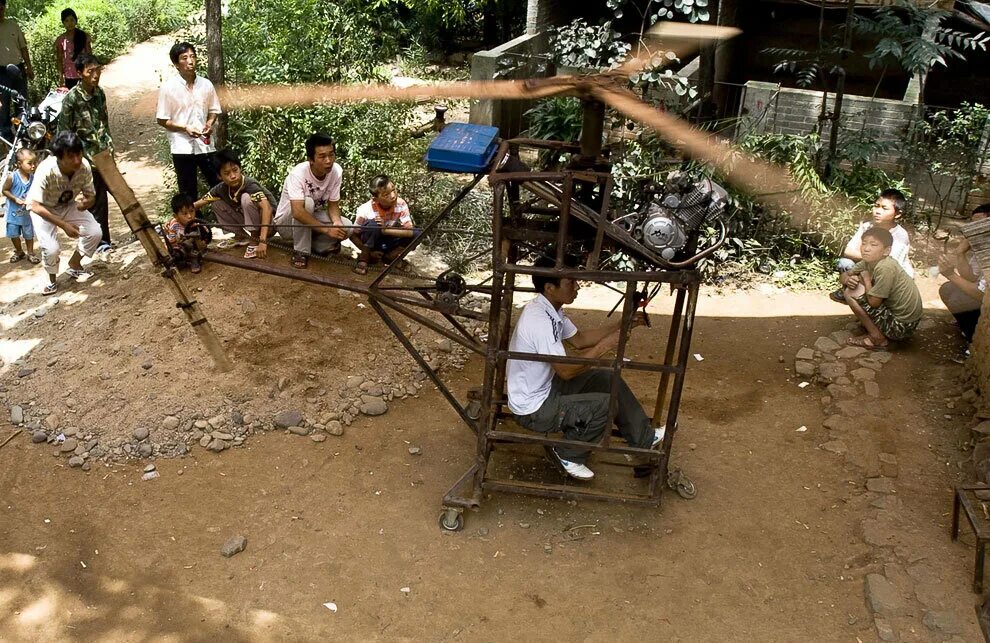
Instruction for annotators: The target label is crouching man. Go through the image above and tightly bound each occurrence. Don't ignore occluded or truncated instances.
[27,131,102,295]
[507,257,665,481]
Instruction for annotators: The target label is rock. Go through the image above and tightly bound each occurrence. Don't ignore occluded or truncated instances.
[879,453,898,478]
[211,431,234,441]
[850,367,876,382]
[923,610,961,635]
[81,462,91,471]
[874,617,897,642]
[814,337,841,353]
[829,330,853,345]
[274,410,304,429]
[874,351,892,364]
[865,573,906,615]
[823,415,850,432]
[16,367,35,378]
[408,446,422,455]
[199,434,211,448]
[208,439,226,453]
[857,358,883,371]
[870,496,901,510]
[311,434,327,443]
[820,440,848,455]
[162,416,180,430]
[144,463,157,473]
[863,381,880,398]
[346,376,363,389]
[359,396,387,416]
[818,362,846,381]
[795,347,815,361]
[132,427,150,441]
[194,419,209,429]
[826,384,857,399]
[326,421,344,436]
[835,346,866,360]
[68,456,84,468]
[794,361,815,377]
[972,420,990,439]
[867,477,896,494]
[288,426,309,436]
[834,377,852,386]
[220,535,247,558]
[31,430,47,443]
[62,426,77,437]
[137,443,153,457]
[141,361,153,371]
[141,470,160,481]
[862,517,900,547]
[963,388,979,402]
[207,415,226,429]
[917,317,937,331]
[231,410,244,426]
[60,438,78,453]
[436,338,454,353]
[10,405,23,425]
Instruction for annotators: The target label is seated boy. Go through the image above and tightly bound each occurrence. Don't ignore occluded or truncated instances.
[839,227,923,349]
[351,174,418,275]
[163,193,212,274]
[831,188,913,302]
[193,149,275,259]
[938,203,990,342]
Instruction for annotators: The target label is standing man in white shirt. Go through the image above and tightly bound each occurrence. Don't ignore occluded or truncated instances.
[274,132,352,269]
[155,42,221,199]
[506,256,665,481]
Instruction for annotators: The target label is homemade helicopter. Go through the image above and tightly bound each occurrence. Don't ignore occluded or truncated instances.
[103,23,816,531]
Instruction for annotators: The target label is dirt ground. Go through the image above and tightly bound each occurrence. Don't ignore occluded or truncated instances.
[0,36,987,642]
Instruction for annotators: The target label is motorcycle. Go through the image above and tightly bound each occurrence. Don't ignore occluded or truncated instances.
[1,64,67,193]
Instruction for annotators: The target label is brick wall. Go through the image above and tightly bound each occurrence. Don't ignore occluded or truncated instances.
[740,81,916,166]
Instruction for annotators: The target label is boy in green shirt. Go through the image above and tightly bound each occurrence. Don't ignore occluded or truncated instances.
[839,227,923,349]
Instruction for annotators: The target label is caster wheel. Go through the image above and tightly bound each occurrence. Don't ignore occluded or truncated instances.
[667,469,697,500]
[438,508,464,532]
[465,400,482,421]
[675,479,697,500]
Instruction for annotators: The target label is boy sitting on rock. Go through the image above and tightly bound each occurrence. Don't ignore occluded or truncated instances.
[351,174,417,275]
[839,227,922,349]
[163,193,212,273]
[831,188,913,302]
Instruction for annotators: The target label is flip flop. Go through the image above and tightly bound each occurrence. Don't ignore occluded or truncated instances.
[9,253,24,263]
[26,253,40,264]
[353,260,368,275]
[846,335,888,350]
[291,253,308,269]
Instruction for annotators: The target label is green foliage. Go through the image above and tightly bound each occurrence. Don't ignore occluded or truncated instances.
[901,102,990,227]
[23,0,193,96]
[854,1,990,79]
[550,19,631,70]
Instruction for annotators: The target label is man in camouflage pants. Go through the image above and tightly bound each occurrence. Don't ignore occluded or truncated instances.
[58,52,113,252]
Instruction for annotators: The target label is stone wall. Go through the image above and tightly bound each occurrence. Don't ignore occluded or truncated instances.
[740,81,916,166]
[469,33,551,138]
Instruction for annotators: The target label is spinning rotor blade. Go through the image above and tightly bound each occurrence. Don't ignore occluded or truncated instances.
[615,22,742,78]
[218,79,577,110]
[133,78,579,117]
[594,86,820,225]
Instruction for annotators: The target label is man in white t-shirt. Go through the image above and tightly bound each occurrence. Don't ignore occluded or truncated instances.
[155,42,221,199]
[26,131,102,296]
[506,257,665,481]
[274,132,353,269]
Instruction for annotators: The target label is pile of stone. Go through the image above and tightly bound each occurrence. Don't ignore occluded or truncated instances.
[793,325,892,402]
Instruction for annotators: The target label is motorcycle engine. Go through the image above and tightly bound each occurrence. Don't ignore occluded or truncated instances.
[616,172,728,261]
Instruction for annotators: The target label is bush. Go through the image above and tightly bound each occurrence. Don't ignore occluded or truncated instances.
[24,0,193,97]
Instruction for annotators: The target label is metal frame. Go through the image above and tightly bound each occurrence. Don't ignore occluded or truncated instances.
[199,136,705,531]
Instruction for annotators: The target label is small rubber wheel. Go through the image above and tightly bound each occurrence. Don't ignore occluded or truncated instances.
[465,400,482,421]
[676,479,697,500]
[438,509,464,532]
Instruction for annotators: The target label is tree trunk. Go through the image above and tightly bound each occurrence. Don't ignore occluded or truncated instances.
[697,0,720,120]
[205,0,227,148]
[824,0,856,182]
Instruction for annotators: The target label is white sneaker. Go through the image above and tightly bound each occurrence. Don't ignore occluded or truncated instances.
[554,451,595,480]
[652,425,667,448]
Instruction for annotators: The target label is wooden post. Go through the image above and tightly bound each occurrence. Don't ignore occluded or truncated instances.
[91,150,234,372]
[205,0,227,148]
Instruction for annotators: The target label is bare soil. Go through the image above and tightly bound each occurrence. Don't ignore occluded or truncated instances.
[0,36,986,642]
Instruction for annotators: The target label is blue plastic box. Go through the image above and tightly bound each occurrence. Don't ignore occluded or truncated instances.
[425,123,500,173]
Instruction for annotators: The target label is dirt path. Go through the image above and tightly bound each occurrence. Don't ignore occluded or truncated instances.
[0,36,986,642]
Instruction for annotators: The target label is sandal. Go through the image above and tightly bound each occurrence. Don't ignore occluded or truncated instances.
[243,245,258,259]
[41,282,57,296]
[846,335,888,350]
[353,260,368,275]
[26,253,40,264]
[9,253,25,263]
[216,239,236,250]
[828,288,846,303]
[291,253,308,269]
[66,268,93,281]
